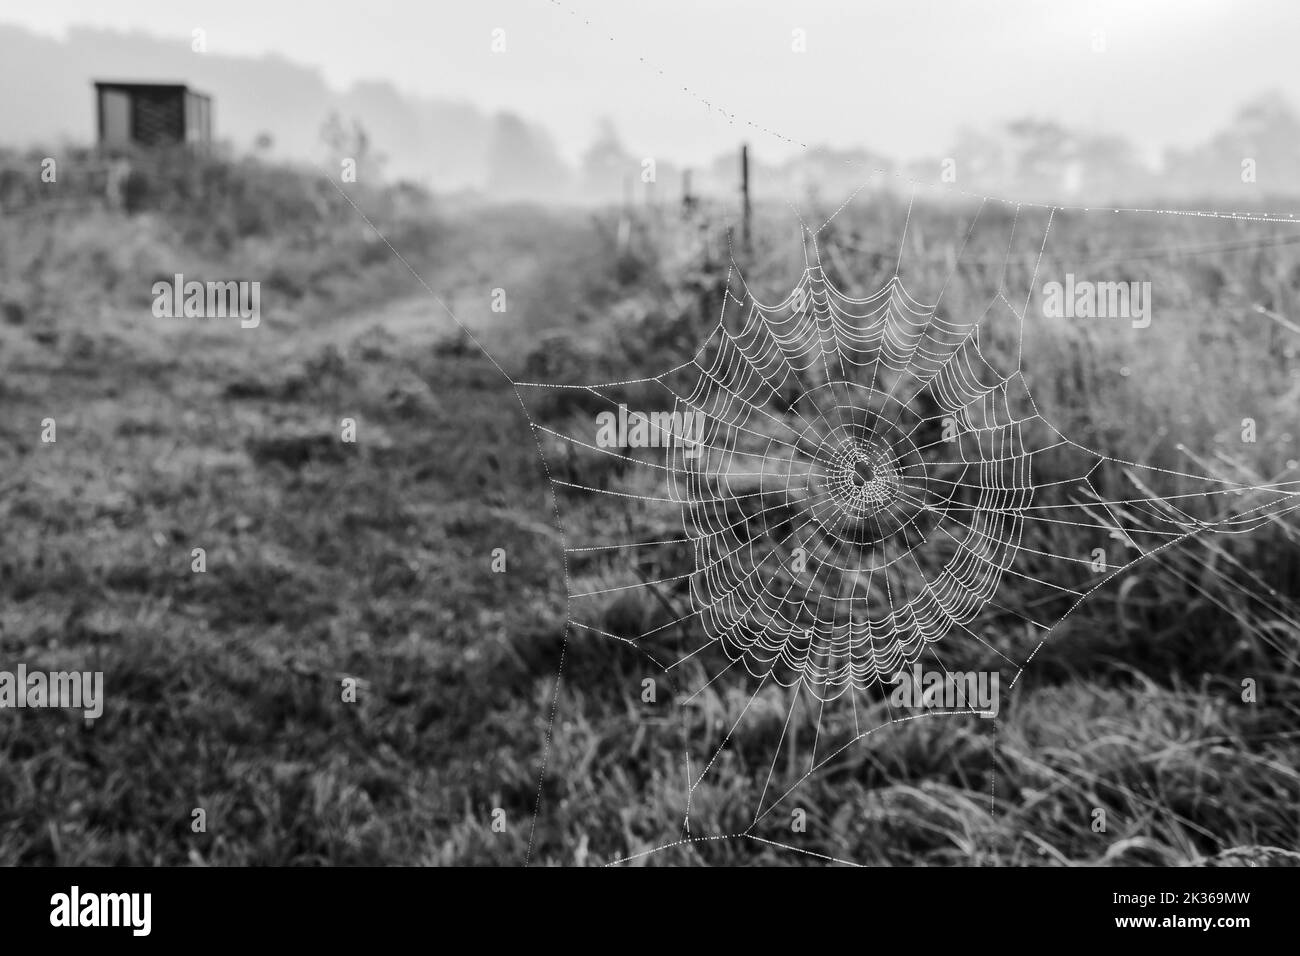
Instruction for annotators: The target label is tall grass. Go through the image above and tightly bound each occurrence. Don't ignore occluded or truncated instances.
[0,157,1297,865]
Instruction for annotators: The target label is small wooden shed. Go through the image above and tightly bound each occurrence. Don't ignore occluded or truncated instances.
[94,81,213,149]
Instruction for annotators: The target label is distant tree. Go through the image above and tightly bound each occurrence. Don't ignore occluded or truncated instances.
[1005,118,1074,197]
[485,112,571,201]
[948,127,1009,194]
[580,118,636,205]
[1163,91,1300,195]
[319,112,387,181]
[1233,91,1300,155]
[1072,133,1153,202]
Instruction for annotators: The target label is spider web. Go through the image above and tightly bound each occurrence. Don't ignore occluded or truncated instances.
[287,2,1300,867]
[517,196,1300,864]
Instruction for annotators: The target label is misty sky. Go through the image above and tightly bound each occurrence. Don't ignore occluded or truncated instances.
[8,0,1300,165]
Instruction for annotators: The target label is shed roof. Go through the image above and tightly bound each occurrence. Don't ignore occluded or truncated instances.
[94,81,212,100]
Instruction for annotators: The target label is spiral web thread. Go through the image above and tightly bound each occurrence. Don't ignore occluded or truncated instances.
[517,198,1300,861]
[673,261,1031,696]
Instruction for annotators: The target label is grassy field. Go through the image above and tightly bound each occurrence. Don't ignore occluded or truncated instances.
[1,152,1298,865]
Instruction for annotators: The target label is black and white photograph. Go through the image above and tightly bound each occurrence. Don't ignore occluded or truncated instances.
[0,0,1297,936]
